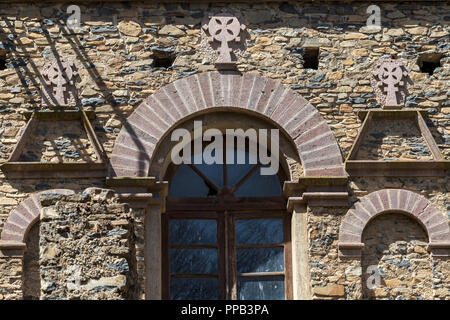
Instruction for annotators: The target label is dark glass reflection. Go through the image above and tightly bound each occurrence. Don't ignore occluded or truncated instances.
[170,219,217,245]
[235,219,284,245]
[237,247,284,273]
[226,147,256,188]
[234,164,282,197]
[169,164,211,197]
[170,248,218,274]
[170,277,218,300]
[238,276,285,300]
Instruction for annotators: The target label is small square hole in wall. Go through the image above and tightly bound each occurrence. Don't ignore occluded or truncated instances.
[152,51,176,69]
[418,53,443,75]
[303,47,319,70]
[0,50,7,70]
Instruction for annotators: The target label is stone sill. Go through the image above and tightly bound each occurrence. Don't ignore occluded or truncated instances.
[345,160,450,177]
[0,162,107,179]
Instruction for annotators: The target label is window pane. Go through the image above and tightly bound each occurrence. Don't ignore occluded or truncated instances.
[234,165,282,197]
[170,277,218,300]
[236,219,284,245]
[170,248,218,274]
[169,164,214,197]
[170,219,217,245]
[226,147,256,188]
[237,247,284,273]
[193,162,223,189]
[238,276,285,300]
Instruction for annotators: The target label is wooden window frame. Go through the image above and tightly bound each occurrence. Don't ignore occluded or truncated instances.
[162,136,292,300]
[162,204,292,300]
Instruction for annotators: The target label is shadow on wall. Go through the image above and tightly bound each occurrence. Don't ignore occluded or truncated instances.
[361,212,433,300]
[23,222,40,300]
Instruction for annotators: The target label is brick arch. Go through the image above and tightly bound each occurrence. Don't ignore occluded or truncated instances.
[339,189,450,256]
[0,189,74,246]
[110,71,345,177]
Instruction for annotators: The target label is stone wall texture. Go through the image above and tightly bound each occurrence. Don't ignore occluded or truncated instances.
[38,189,136,300]
[0,1,448,300]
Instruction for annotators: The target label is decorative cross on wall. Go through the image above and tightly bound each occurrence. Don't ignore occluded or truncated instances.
[371,59,410,109]
[41,57,79,107]
[201,14,247,69]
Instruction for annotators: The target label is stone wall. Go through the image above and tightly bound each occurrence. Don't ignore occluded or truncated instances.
[0,1,448,300]
[0,1,448,164]
[307,206,449,300]
[0,255,22,300]
[38,188,136,300]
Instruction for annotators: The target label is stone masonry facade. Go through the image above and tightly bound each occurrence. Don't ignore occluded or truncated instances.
[0,1,448,300]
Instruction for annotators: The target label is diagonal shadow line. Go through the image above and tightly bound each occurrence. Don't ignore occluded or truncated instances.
[1,17,151,176]
[0,20,59,108]
[54,21,151,176]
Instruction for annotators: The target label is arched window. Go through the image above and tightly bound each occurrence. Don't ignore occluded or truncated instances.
[162,138,292,300]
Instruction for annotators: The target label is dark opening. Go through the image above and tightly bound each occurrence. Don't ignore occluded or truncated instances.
[418,53,442,75]
[152,51,176,69]
[0,50,6,70]
[303,47,319,70]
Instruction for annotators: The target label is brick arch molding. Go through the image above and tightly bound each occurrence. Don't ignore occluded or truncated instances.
[110,71,346,177]
[0,189,75,246]
[339,189,450,256]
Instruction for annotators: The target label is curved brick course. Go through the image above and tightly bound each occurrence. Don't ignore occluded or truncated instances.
[110,71,345,177]
[339,189,450,256]
[0,189,74,246]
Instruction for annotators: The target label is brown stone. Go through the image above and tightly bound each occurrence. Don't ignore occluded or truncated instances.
[314,284,345,297]
[118,21,142,37]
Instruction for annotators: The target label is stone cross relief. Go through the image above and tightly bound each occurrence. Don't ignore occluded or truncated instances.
[41,57,79,107]
[201,14,247,69]
[371,59,410,109]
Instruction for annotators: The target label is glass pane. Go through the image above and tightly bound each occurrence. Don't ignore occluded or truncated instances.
[237,247,284,273]
[238,276,285,300]
[226,147,256,188]
[170,277,218,300]
[170,219,217,245]
[236,219,284,245]
[234,165,282,197]
[170,248,218,274]
[169,164,214,197]
[192,148,223,189]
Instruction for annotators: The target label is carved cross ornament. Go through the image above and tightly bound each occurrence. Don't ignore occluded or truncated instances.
[371,59,409,109]
[201,14,247,69]
[41,57,79,107]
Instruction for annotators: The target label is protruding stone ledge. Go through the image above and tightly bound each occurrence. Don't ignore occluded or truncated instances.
[428,242,450,257]
[106,177,168,211]
[0,110,107,179]
[284,177,349,208]
[0,241,26,257]
[345,109,447,177]
[286,197,306,213]
[338,242,365,259]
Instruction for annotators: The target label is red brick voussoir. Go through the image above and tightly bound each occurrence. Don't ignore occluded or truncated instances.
[110,71,345,177]
[0,189,75,248]
[339,189,450,257]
